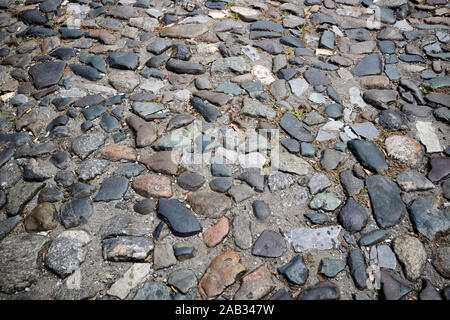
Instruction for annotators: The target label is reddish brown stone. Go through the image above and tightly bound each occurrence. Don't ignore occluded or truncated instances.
[100,145,137,161]
[360,75,390,89]
[140,151,179,175]
[32,85,58,99]
[85,29,116,44]
[126,115,157,148]
[187,191,232,218]
[199,251,246,299]
[234,265,275,300]
[132,174,173,198]
[203,217,229,247]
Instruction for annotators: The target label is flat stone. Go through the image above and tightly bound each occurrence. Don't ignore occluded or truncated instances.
[199,251,246,298]
[177,172,205,191]
[416,121,443,153]
[319,259,346,278]
[410,196,450,240]
[366,175,407,228]
[280,113,313,142]
[234,265,275,300]
[44,230,90,278]
[393,235,427,281]
[309,192,342,211]
[348,249,368,289]
[0,216,22,241]
[353,54,382,76]
[190,97,221,122]
[278,255,309,285]
[71,133,106,160]
[107,263,151,299]
[296,281,340,300]
[5,181,45,216]
[304,68,331,86]
[385,135,423,168]
[166,59,205,75]
[168,269,197,294]
[203,217,229,247]
[285,226,342,252]
[320,149,345,171]
[289,78,309,97]
[127,115,157,147]
[242,98,277,120]
[76,159,109,181]
[156,198,202,237]
[378,109,410,131]
[60,199,93,228]
[0,234,49,293]
[308,173,332,195]
[132,174,172,198]
[108,70,140,93]
[278,151,314,175]
[238,169,265,192]
[420,279,442,300]
[363,89,398,109]
[254,40,284,55]
[187,191,232,218]
[28,61,66,89]
[338,198,368,232]
[160,23,208,38]
[348,139,388,173]
[432,247,450,279]
[359,229,390,246]
[141,151,179,175]
[380,269,412,300]
[428,157,450,182]
[267,171,294,192]
[396,172,434,192]
[99,214,152,240]
[106,51,139,70]
[351,122,379,140]
[252,230,287,258]
[94,176,129,202]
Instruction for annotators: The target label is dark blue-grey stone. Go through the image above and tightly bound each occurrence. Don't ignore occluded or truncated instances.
[38,187,63,203]
[366,175,406,228]
[252,230,286,258]
[171,44,192,61]
[380,270,412,300]
[82,105,107,121]
[378,109,410,131]
[310,13,337,25]
[99,112,120,132]
[28,61,66,89]
[94,177,129,202]
[359,229,390,246]
[107,52,139,70]
[319,258,346,278]
[209,178,232,193]
[301,142,316,157]
[211,163,231,177]
[304,68,331,85]
[399,54,426,63]
[18,27,58,38]
[347,139,388,173]
[277,68,299,81]
[177,172,205,191]
[70,64,102,81]
[252,200,270,220]
[190,97,221,122]
[166,59,205,74]
[295,48,314,56]
[60,199,93,228]
[156,199,202,237]
[114,163,145,178]
[305,213,328,225]
[353,54,382,76]
[345,28,370,41]
[338,198,368,233]
[238,169,264,192]
[325,103,343,119]
[79,54,107,73]
[281,138,300,153]
[320,30,335,50]
[378,41,395,54]
[278,255,308,285]
[280,35,305,48]
[250,20,283,33]
[280,113,313,142]
[410,196,450,241]
[348,249,367,289]
[146,38,172,55]
[59,27,84,39]
[69,183,96,199]
[296,282,340,300]
[145,54,169,68]
[50,48,76,60]
[19,10,47,25]
[254,40,284,55]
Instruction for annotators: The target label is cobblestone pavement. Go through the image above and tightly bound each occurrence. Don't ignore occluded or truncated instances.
[0,0,449,300]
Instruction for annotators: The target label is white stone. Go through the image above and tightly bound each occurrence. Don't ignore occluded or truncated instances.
[174,89,191,101]
[140,80,165,94]
[238,152,267,169]
[107,263,151,300]
[315,48,334,56]
[251,65,275,85]
[85,84,117,96]
[179,15,212,25]
[394,20,413,32]
[288,78,309,97]
[242,45,260,62]
[230,6,261,21]
[284,226,342,252]
[215,147,238,164]
[208,10,227,19]
[415,121,443,153]
[332,25,344,37]
[309,92,327,104]
[59,88,86,98]
[145,9,163,18]
[349,87,367,110]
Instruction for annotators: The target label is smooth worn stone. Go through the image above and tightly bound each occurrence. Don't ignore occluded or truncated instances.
[203,217,229,247]
[234,265,275,300]
[106,51,139,70]
[340,170,364,196]
[232,213,252,250]
[304,68,331,86]
[348,249,368,289]
[252,230,287,258]
[280,35,305,48]
[157,198,202,237]
[296,281,340,300]
[132,174,172,198]
[385,135,423,168]
[99,112,120,132]
[228,184,255,203]
[309,192,342,211]
[94,176,129,202]
[160,23,208,39]
[28,61,66,89]
[194,91,231,106]
[60,199,93,228]
[338,197,368,234]
[319,259,346,278]
[102,236,153,262]
[167,114,195,131]
[280,113,313,142]
[6,181,45,217]
[24,202,58,232]
[190,97,221,122]
[416,122,443,154]
[308,173,331,195]
[132,102,164,120]
[50,47,76,60]
[348,139,387,173]
[152,134,191,151]
[215,81,243,96]
[55,170,76,188]
[252,200,271,221]
[199,251,246,299]
[82,105,107,121]
[114,163,145,178]
[242,98,277,120]
[393,235,427,281]
[305,213,328,225]
[363,90,398,109]
[141,151,178,175]
[420,280,442,301]
[410,196,450,241]
[278,255,309,285]
[71,133,105,160]
[426,92,450,108]
[320,30,335,50]
[76,159,109,181]
[168,269,197,294]
[44,230,90,278]
[127,115,157,147]
[133,199,155,215]
[100,145,136,162]
[359,229,390,246]
[146,38,172,55]
[320,149,345,171]
[285,226,342,252]
[353,54,382,76]
[289,78,309,97]
[380,269,412,300]
[434,108,450,124]
[253,40,284,55]
[173,244,196,262]
[211,56,251,75]
[366,175,407,228]
[108,263,151,300]
[209,178,232,193]
[281,138,300,153]
[238,169,265,192]
[325,104,343,119]
[0,234,49,293]
[396,172,434,192]
[166,59,205,75]
[177,172,205,191]
[350,122,379,140]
